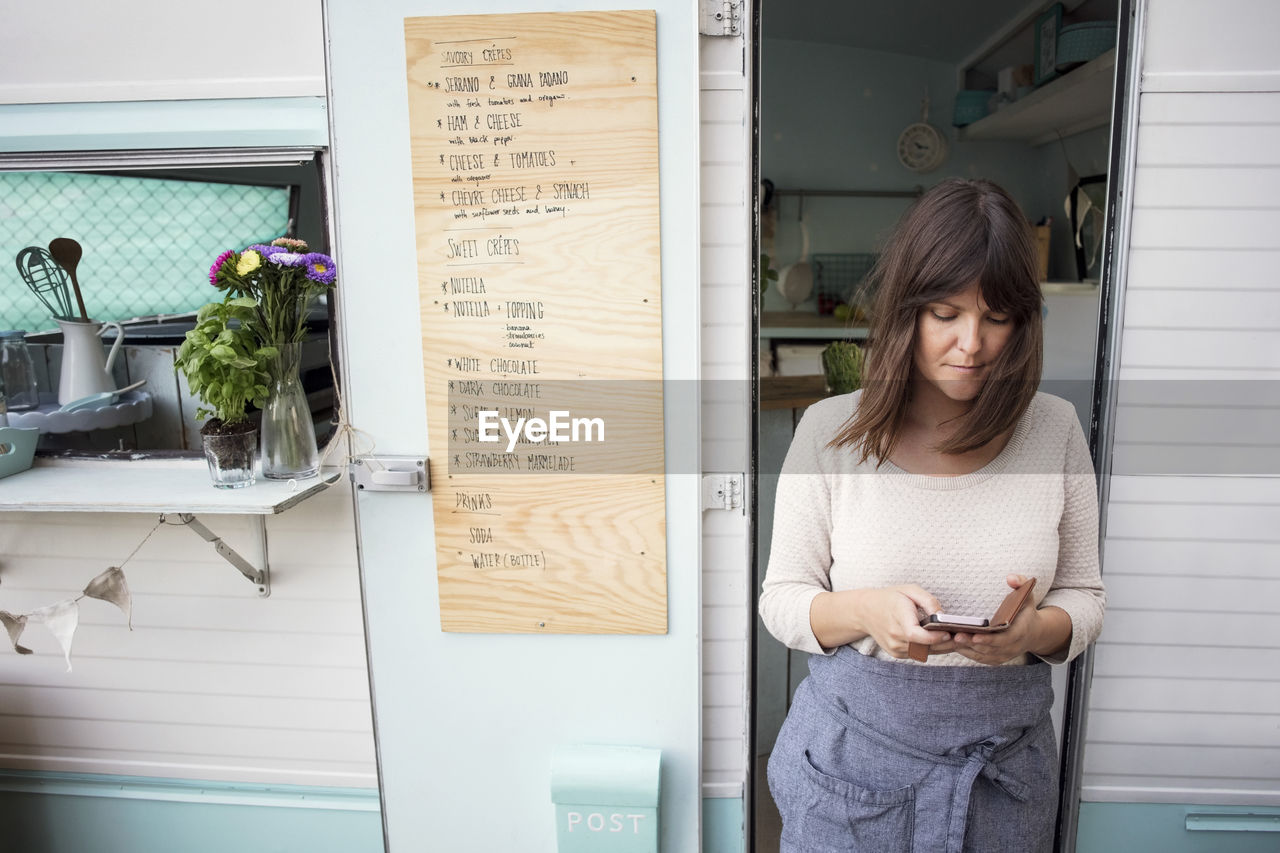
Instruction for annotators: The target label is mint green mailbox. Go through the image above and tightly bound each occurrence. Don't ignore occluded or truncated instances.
[550,745,661,853]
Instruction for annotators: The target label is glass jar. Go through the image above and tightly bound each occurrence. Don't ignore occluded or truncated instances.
[0,330,41,411]
[260,342,320,480]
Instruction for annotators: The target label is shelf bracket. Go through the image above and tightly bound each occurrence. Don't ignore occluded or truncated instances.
[170,513,271,598]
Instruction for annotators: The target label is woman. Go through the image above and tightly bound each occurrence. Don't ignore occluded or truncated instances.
[760,178,1105,853]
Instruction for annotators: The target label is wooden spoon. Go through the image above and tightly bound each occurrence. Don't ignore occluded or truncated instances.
[48,237,89,322]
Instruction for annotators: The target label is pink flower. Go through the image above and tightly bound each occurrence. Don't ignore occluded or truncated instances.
[209,249,234,286]
[271,237,309,252]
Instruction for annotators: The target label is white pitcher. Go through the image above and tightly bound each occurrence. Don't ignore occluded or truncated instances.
[54,318,125,406]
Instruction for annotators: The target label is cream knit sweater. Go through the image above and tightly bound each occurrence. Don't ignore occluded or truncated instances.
[760,390,1105,666]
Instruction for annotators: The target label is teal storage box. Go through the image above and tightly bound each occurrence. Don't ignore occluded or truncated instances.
[1055,21,1117,71]
[551,745,661,853]
[0,427,39,479]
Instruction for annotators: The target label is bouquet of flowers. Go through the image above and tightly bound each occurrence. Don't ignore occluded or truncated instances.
[208,237,337,347]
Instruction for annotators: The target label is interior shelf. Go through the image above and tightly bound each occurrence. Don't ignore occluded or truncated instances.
[761,375,830,410]
[957,48,1116,145]
[761,311,868,340]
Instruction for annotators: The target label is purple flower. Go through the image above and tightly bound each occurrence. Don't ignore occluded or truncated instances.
[209,249,234,286]
[268,252,305,267]
[246,243,286,258]
[301,253,337,285]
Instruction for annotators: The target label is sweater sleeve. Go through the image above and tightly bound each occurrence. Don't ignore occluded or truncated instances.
[1037,415,1106,664]
[759,405,836,655]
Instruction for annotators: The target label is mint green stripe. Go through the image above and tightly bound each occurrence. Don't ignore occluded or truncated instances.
[703,795,744,853]
[0,775,384,853]
[0,770,379,812]
[0,97,329,152]
[1080,802,1280,852]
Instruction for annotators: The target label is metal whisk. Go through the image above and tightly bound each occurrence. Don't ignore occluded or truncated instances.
[14,246,75,320]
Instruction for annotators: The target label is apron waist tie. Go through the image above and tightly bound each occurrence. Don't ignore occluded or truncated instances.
[814,696,1039,853]
[943,744,1032,853]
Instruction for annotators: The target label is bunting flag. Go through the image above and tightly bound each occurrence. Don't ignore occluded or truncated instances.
[0,566,135,669]
[0,611,33,655]
[83,566,133,629]
[28,600,79,672]
[1,523,147,669]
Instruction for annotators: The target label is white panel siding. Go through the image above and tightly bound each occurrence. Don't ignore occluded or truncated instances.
[1142,0,1280,92]
[699,16,753,801]
[1124,290,1280,329]
[1083,0,1280,806]
[1126,248,1280,292]
[0,0,325,104]
[0,485,377,788]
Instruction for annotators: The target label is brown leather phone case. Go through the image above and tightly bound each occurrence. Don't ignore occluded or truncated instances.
[906,579,1036,662]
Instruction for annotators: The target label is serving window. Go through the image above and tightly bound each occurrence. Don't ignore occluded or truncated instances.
[0,149,337,457]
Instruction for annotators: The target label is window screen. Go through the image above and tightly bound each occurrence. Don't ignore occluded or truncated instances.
[2,171,291,332]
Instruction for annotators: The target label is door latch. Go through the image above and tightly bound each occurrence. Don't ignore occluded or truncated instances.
[349,456,429,492]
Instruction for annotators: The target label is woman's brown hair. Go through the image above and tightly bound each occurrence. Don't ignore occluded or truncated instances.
[832,178,1043,462]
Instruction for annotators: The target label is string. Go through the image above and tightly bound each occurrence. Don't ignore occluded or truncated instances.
[118,517,166,570]
[315,353,381,479]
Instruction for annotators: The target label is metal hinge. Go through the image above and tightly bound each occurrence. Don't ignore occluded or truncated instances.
[349,456,429,492]
[702,473,745,512]
[699,0,742,37]
[169,513,270,598]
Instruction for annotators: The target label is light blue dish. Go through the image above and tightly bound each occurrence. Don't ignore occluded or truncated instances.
[57,379,147,413]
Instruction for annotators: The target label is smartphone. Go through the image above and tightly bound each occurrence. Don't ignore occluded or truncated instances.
[919,579,1037,634]
[922,614,1007,633]
[924,613,988,628]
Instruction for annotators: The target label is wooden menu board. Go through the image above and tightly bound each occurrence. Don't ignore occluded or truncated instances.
[403,11,667,634]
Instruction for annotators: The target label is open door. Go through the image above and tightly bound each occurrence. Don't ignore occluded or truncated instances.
[323,1,703,850]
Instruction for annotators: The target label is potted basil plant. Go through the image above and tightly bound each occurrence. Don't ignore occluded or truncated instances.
[175,297,276,488]
[821,340,865,396]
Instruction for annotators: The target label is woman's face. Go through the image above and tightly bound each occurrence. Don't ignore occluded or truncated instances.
[912,281,1015,405]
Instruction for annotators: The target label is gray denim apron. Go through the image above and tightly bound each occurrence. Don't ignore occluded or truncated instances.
[767,647,1057,853]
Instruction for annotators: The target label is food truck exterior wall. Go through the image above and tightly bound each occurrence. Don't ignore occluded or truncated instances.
[1,0,1277,851]
[1075,1,1280,850]
[0,3,390,851]
[0,1,754,851]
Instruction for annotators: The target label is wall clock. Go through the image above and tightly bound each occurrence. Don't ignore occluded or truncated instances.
[897,121,948,173]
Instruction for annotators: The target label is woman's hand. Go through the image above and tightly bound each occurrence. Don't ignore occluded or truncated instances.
[811,584,954,659]
[950,575,1072,665]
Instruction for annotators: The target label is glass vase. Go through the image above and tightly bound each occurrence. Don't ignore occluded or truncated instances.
[260,342,319,480]
[202,426,257,489]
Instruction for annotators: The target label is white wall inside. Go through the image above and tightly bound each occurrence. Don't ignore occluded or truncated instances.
[759,37,1112,305]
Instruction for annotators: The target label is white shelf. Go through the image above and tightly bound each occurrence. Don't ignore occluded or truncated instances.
[0,457,341,514]
[957,48,1116,146]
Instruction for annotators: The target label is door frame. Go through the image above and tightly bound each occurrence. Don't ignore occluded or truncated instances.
[1057,0,1143,848]
[745,2,1145,850]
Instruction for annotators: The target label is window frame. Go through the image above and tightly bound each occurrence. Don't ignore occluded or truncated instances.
[0,146,341,464]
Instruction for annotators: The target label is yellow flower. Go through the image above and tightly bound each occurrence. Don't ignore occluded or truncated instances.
[236,250,262,276]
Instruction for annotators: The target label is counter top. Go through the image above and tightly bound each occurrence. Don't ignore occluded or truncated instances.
[0,457,341,514]
[760,375,830,410]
